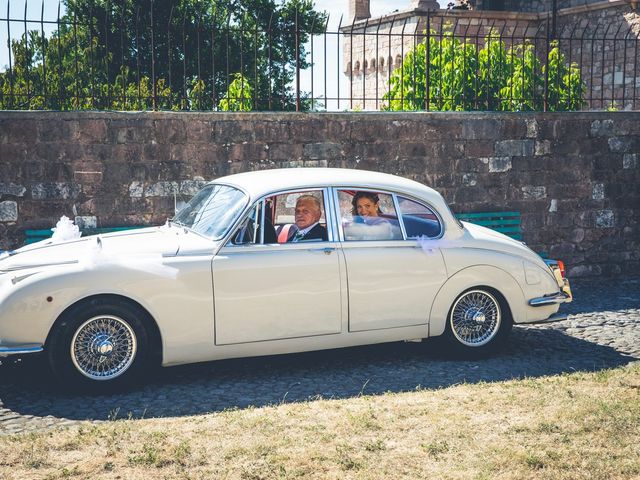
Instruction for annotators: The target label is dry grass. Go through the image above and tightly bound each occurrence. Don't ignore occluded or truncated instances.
[1,363,639,480]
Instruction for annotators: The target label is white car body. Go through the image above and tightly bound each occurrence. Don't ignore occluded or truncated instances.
[0,168,571,386]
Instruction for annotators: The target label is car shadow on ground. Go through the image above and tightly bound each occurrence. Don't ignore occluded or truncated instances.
[0,326,636,423]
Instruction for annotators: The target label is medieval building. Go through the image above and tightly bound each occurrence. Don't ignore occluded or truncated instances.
[343,0,640,110]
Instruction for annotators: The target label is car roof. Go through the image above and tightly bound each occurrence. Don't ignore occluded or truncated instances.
[211,168,439,202]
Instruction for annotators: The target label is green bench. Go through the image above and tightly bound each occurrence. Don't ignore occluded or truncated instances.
[24,226,146,245]
[455,211,522,241]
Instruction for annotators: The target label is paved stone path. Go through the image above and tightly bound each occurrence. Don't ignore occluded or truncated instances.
[1,276,639,435]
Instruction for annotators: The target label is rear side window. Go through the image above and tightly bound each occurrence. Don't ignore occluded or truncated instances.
[398,196,442,239]
[337,190,403,241]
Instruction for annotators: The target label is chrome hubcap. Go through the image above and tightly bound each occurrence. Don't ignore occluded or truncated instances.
[95,338,114,356]
[472,311,486,324]
[71,315,137,381]
[450,290,501,347]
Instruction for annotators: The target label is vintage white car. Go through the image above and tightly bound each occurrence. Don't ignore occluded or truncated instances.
[0,168,572,390]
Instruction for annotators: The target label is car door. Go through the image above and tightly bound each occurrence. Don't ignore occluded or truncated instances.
[212,189,345,345]
[335,188,448,332]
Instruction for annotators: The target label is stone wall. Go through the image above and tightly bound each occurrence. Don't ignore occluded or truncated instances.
[0,111,638,277]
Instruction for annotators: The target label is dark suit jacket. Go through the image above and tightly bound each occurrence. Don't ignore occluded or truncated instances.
[288,223,328,242]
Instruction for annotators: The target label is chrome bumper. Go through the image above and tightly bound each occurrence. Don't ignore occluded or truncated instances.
[529,292,571,306]
[0,344,43,357]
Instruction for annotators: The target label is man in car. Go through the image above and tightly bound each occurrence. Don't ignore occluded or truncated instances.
[288,195,328,242]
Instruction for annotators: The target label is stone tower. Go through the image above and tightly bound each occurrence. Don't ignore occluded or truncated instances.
[349,0,371,23]
[411,0,440,10]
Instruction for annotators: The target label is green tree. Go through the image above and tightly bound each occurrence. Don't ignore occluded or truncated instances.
[0,0,325,111]
[383,31,586,112]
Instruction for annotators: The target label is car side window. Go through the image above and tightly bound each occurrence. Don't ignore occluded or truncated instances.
[230,191,328,245]
[397,196,442,239]
[338,190,403,241]
[271,191,328,243]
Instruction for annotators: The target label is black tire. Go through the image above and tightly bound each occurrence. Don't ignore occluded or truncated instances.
[47,297,152,392]
[441,288,513,358]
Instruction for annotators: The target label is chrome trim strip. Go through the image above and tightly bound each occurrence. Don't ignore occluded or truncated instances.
[529,292,569,306]
[0,259,79,273]
[0,344,43,356]
[329,187,345,243]
[326,187,340,243]
[259,198,266,245]
[526,312,568,325]
[162,251,215,258]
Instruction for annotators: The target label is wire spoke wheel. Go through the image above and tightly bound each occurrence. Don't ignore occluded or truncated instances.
[450,289,501,347]
[70,315,137,381]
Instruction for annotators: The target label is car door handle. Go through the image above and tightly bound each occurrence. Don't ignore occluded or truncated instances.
[308,247,335,255]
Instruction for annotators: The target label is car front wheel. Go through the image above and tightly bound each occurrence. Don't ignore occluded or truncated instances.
[47,298,151,391]
[443,288,512,357]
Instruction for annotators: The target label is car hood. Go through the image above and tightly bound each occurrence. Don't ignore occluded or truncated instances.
[0,226,217,274]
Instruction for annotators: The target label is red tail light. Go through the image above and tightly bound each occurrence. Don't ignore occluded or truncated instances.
[557,260,566,278]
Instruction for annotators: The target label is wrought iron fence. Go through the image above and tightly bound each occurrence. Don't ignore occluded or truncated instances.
[1,1,638,112]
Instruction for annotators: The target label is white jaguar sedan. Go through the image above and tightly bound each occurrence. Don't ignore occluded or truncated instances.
[0,168,572,390]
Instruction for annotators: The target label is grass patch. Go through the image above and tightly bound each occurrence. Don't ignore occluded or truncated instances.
[0,363,639,479]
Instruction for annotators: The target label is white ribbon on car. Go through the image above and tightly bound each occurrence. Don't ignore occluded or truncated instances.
[416,235,462,255]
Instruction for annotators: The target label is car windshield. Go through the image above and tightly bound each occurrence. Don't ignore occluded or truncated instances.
[172,184,248,240]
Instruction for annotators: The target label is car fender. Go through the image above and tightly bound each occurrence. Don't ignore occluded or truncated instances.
[429,265,525,337]
[0,257,215,365]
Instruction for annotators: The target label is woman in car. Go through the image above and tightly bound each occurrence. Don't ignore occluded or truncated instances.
[352,191,384,220]
[347,191,399,240]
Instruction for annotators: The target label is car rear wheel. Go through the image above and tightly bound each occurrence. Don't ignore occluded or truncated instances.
[47,298,151,391]
[443,288,512,357]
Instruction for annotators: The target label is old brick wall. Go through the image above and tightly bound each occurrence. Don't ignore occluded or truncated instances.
[0,111,638,277]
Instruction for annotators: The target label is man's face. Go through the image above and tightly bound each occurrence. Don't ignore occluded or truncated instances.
[295,198,321,230]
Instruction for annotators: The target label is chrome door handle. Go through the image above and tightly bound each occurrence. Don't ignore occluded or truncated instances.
[309,247,335,255]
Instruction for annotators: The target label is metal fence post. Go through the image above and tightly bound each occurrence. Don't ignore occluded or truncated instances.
[295,7,300,112]
[543,13,550,112]
[150,0,156,110]
[426,13,430,111]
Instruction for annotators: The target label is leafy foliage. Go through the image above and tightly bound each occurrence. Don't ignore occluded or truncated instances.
[383,30,586,112]
[218,73,253,111]
[0,0,325,111]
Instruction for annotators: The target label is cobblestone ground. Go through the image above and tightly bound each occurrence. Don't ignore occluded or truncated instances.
[1,276,639,435]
